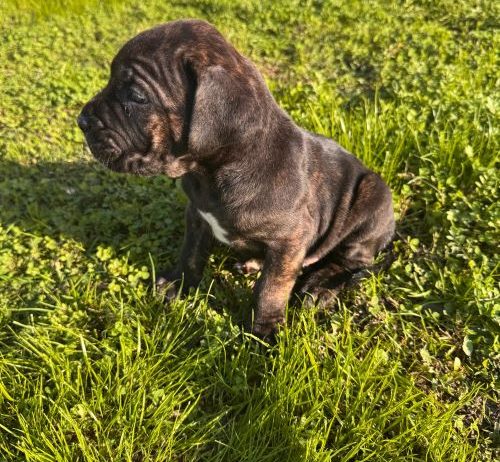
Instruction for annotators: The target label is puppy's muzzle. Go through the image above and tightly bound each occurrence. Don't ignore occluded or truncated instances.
[77,113,90,132]
[77,112,102,133]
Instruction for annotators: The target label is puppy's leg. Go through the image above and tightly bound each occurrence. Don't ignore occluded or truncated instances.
[295,260,351,306]
[156,203,213,298]
[296,172,395,307]
[251,244,305,338]
[296,226,394,307]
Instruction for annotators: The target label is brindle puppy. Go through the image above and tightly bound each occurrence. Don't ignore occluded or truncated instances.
[78,19,395,338]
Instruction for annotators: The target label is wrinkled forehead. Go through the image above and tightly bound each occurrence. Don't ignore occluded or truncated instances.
[110,27,169,78]
[107,21,229,83]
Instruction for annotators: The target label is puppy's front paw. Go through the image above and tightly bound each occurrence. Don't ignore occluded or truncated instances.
[156,270,202,303]
[155,272,182,302]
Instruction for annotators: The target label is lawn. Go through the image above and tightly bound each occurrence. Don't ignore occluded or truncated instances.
[0,0,498,460]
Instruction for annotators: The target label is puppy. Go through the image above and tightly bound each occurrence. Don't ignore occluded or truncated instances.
[78,20,395,338]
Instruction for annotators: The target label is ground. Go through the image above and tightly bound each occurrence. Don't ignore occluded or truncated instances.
[0,0,498,461]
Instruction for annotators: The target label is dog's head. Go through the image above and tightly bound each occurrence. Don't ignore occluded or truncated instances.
[78,20,273,177]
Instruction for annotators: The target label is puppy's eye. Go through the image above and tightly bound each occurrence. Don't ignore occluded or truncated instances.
[128,88,148,104]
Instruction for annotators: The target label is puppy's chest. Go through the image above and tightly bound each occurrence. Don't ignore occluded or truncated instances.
[197,208,259,252]
[184,174,256,247]
[198,210,232,245]
[182,175,247,245]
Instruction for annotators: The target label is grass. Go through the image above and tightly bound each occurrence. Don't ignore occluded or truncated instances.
[0,0,498,460]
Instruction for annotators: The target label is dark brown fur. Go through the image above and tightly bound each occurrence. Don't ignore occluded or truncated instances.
[78,20,395,338]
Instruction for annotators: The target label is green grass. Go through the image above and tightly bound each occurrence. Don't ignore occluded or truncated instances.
[0,0,498,460]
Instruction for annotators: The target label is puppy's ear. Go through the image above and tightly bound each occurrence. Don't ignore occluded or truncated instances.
[187,65,255,155]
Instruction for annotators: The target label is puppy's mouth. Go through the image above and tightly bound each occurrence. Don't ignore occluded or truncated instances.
[88,144,158,176]
[84,138,122,169]
[83,130,120,160]
[85,138,197,178]
[82,131,152,176]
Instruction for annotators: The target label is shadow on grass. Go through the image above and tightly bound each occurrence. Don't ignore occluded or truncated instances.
[0,158,185,266]
[0,157,256,325]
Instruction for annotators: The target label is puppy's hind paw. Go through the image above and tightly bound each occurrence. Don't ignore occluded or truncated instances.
[248,317,284,343]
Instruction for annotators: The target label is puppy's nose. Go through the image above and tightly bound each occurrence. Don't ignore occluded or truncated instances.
[77,113,91,132]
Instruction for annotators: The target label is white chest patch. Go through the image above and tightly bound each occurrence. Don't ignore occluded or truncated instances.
[198,210,231,245]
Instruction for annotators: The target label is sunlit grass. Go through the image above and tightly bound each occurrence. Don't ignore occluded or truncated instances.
[0,0,498,460]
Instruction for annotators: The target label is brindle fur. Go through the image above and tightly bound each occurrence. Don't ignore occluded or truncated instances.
[78,20,395,338]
